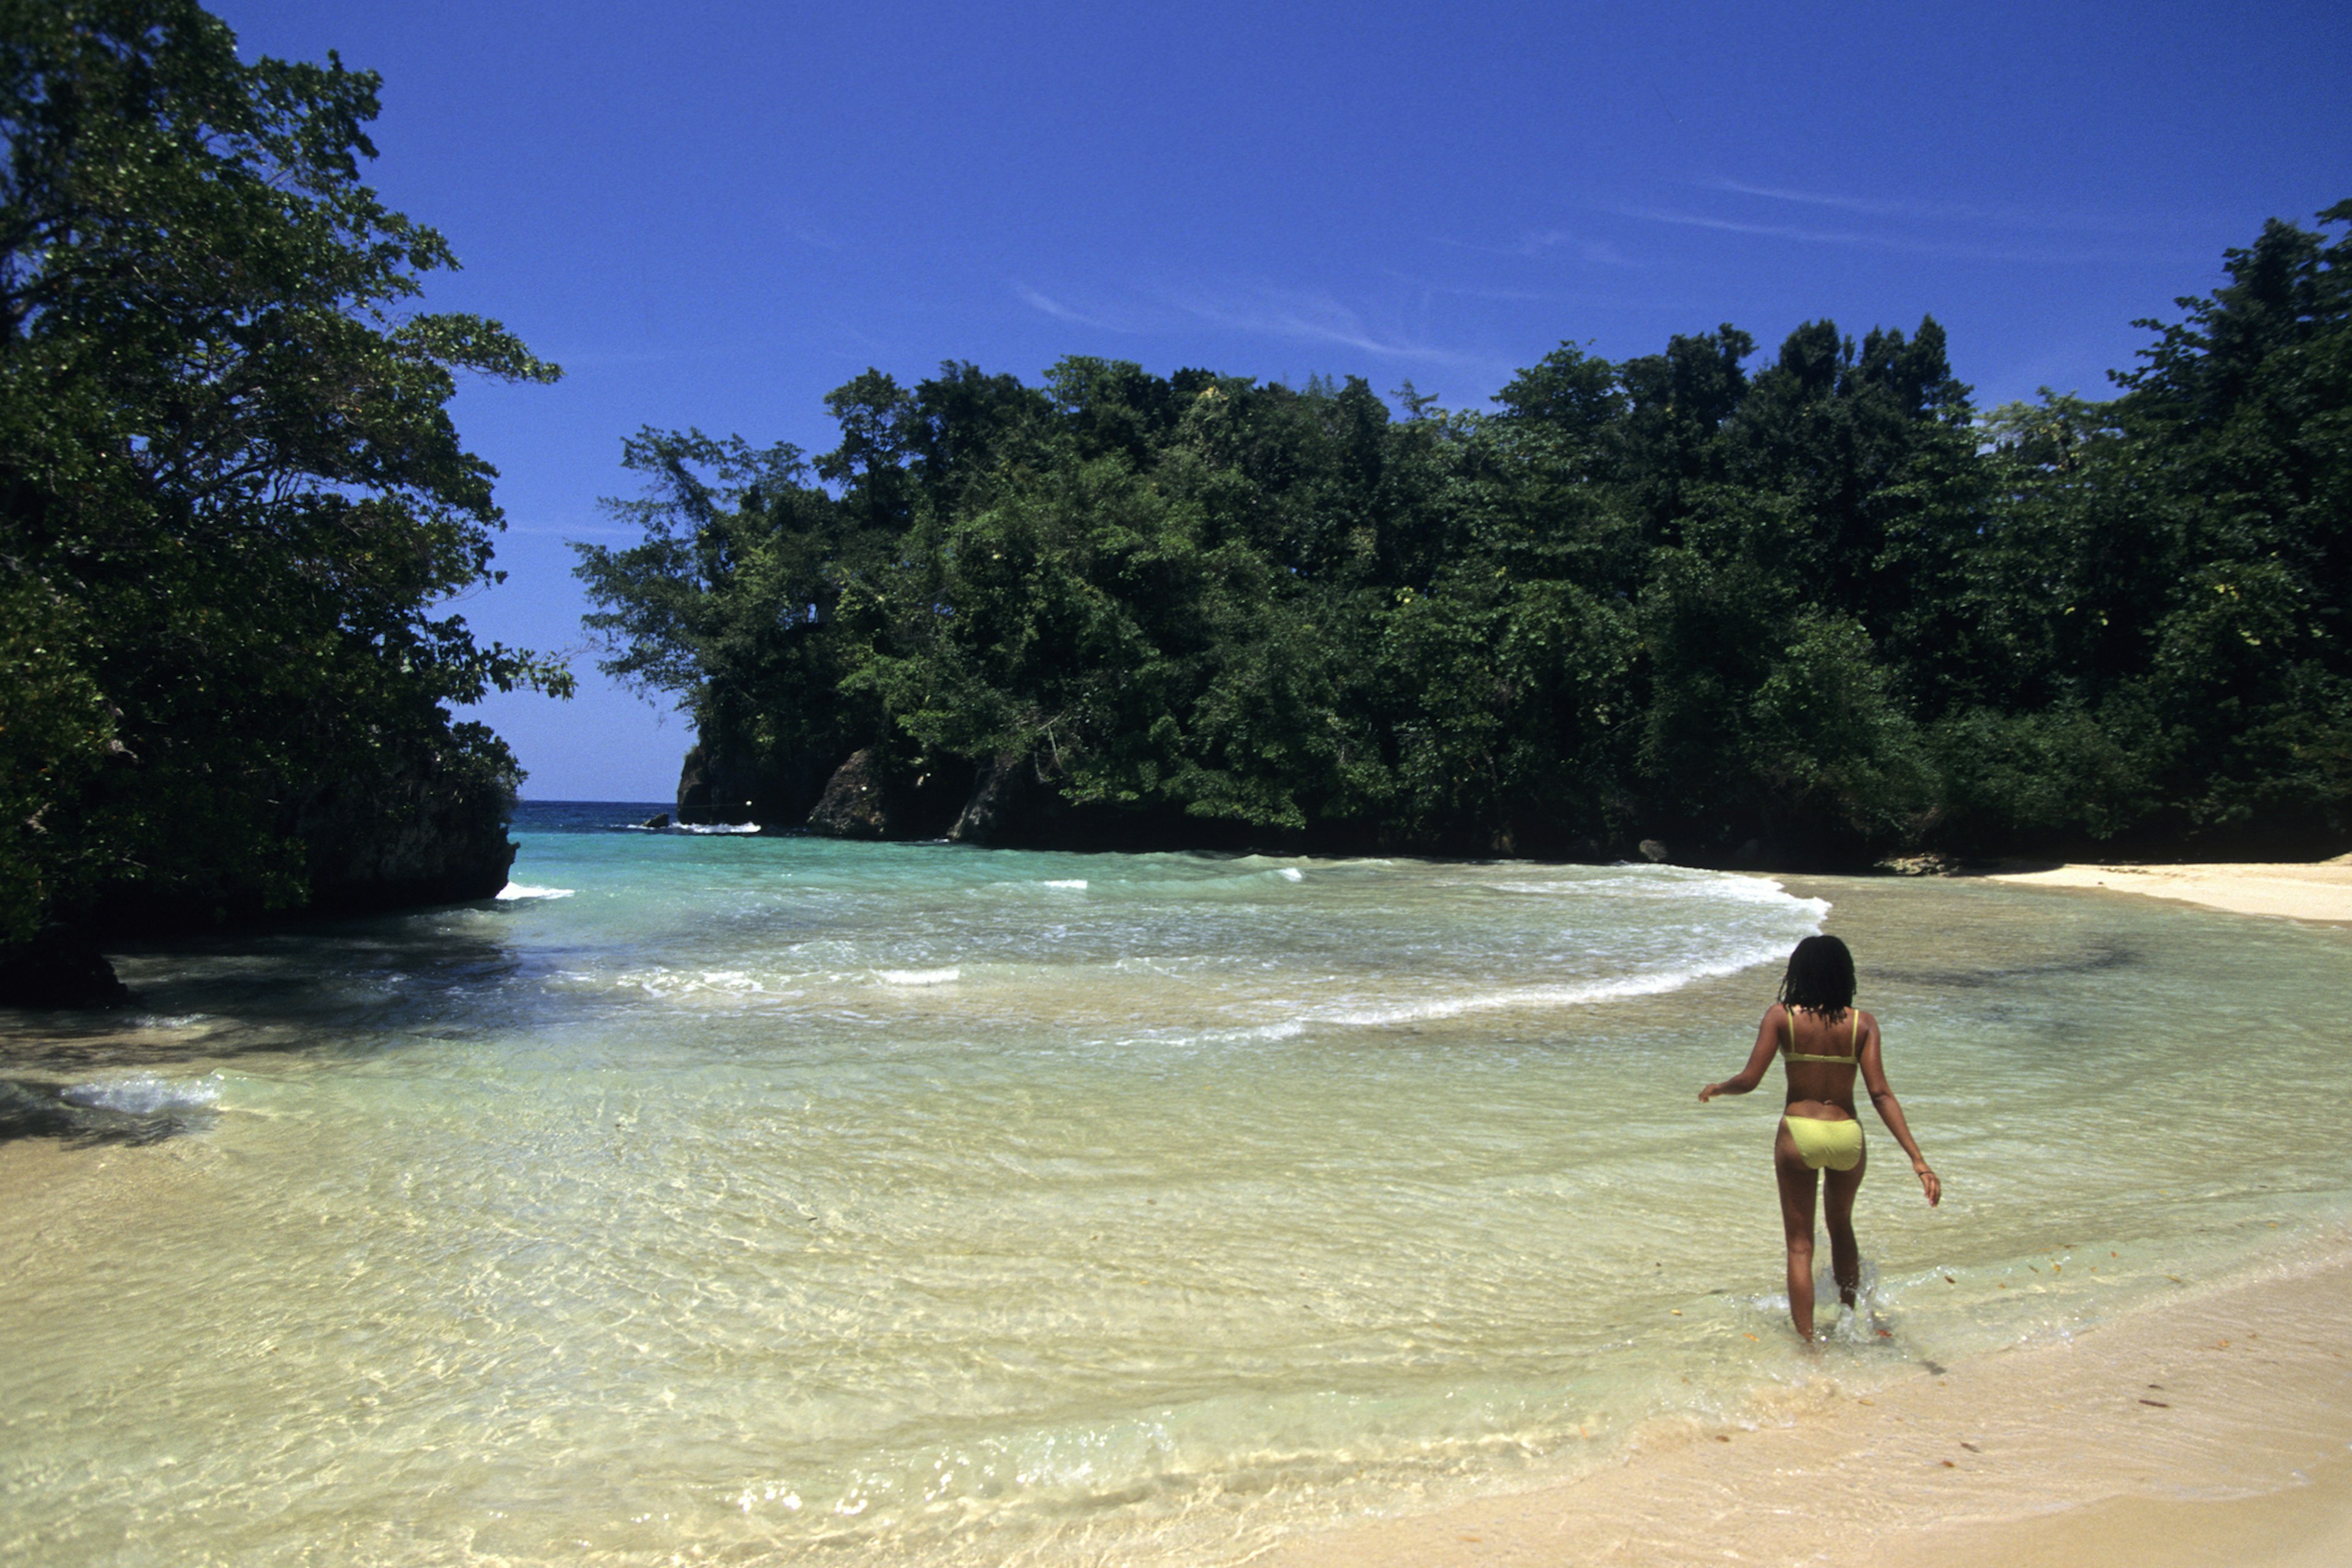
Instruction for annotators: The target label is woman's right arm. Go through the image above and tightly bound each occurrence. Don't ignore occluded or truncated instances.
[1859,1016,1941,1206]
[1700,1007,1784,1103]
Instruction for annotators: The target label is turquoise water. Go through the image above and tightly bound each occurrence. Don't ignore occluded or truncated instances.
[4,805,2351,1564]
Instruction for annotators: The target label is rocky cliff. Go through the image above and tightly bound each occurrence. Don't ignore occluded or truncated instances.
[675,741,839,827]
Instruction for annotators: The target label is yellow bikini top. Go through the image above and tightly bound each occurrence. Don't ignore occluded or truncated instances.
[1782,1004,1860,1065]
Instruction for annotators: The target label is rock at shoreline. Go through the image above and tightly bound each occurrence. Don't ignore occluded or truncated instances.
[801,750,978,840]
[1879,851,1966,876]
[951,752,1055,846]
[674,742,760,826]
[297,754,517,914]
[676,741,837,827]
[0,929,129,1009]
[806,749,892,838]
[642,812,670,829]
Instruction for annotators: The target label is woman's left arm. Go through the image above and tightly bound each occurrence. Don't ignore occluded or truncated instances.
[1700,1008,1784,1103]
[1860,1014,1941,1207]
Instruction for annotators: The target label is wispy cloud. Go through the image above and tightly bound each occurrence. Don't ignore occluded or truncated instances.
[1017,284,1212,337]
[1377,269,1699,317]
[1621,205,2120,264]
[1014,284,1127,330]
[1439,229,1642,266]
[1692,178,2192,243]
[1166,286,1476,364]
[1382,274,1569,304]
[1010,276,1506,379]
[1700,179,1950,221]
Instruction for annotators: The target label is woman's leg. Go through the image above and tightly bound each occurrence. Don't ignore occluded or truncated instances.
[1823,1139,1868,1311]
[1773,1121,1821,1340]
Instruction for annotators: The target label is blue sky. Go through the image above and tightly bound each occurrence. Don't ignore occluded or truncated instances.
[219,0,2352,803]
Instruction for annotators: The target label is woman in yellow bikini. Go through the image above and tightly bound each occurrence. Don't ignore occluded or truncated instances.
[1700,934,1940,1340]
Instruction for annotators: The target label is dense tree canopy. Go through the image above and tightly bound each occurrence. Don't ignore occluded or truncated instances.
[1,0,567,946]
[578,203,2352,864]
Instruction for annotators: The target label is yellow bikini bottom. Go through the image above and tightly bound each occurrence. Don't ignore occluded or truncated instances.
[1784,1115,1864,1172]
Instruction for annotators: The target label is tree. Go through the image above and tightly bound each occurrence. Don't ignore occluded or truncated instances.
[575,427,878,821]
[1936,204,2352,851]
[2106,203,2352,842]
[0,0,568,944]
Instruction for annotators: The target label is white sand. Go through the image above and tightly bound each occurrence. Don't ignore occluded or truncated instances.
[1978,854,2352,922]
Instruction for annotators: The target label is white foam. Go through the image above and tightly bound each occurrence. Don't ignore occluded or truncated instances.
[584,967,809,1002]
[676,822,761,835]
[1044,879,1088,890]
[1313,938,1797,1028]
[496,883,576,900]
[1191,1018,1309,1046]
[1691,872,1831,916]
[1278,867,1305,882]
[875,967,960,986]
[62,1072,221,1114]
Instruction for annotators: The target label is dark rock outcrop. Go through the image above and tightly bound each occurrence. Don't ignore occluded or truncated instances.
[676,742,761,825]
[806,748,894,839]
[801,750,976,840]
[950,752,1060,846]
[296,756,516,914]
[45,726,522,950]
[642,812,670,829]
[677,741,839,827]
[0,927,130,1009]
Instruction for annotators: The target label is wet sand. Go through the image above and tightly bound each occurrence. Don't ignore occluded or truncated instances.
[1981,854,2352,923]
[1270,1237,2352,1568]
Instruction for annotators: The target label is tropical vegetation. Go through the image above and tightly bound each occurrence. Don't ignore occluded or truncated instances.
[1,0,568,956]
[578,203,2352,863]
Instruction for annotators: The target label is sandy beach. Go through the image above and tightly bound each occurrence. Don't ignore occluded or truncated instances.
[1980,854,2352,923]
[1271,1237,2352,1568]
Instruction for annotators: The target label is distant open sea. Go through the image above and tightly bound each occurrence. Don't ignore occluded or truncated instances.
[5,800,2350,1564]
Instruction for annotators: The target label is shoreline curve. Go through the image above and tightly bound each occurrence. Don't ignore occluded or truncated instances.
[1973,855,2352,924]
[1264,1234,2352,1568]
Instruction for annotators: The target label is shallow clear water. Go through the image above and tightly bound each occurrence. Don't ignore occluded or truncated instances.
[5,805,2351,1564]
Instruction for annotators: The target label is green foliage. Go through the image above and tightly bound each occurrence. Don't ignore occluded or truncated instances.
[1,1,567,940]
[579,205,2352,862]
[1744,615,1936,850]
